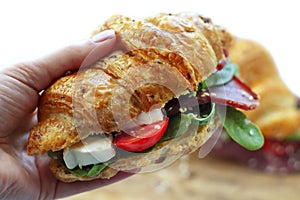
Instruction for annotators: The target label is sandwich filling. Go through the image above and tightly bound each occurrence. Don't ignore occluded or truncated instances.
[213,96,300,173]
[63,108,165,169]
[48,60,264,177]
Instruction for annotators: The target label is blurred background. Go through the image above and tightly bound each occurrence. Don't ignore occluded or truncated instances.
[0,0,299,96]
[0,0,299,199]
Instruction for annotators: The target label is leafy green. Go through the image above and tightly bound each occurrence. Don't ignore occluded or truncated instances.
[70,163,107,177]
[160,103,215,143]
[206,61,239,87]
[198,81,208,90]
[286,129,300,141]
[201,62,264,150]
[47,150,108,177]
[222,106,264,150]
[159,113,195,143]
[193,103,215,125]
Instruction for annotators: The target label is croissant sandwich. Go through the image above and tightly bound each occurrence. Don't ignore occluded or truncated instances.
[27,12,263,182]
[213,38,300,172]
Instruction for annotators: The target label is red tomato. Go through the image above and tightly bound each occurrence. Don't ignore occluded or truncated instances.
[113,118,169,152]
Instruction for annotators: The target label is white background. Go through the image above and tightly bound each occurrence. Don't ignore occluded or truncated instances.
[0,0,299,96]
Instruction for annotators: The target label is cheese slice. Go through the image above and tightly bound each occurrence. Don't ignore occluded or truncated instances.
[136,108,164,125]
[63,135,115,169]
[121,108,164,130]
[63,109,164,169]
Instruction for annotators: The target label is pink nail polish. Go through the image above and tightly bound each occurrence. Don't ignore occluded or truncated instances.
[91,29,115,43]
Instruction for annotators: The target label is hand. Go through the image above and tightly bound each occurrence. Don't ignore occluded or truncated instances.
[0,30,131,200]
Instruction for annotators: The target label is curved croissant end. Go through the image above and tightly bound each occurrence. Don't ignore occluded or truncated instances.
[27,12,233,155]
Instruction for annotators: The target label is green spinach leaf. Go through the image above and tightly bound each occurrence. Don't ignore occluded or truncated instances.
[160,103,215,142]
[206,61,239,87]
[159,113,194,142]
[48,150,108,177]
[70,163,107,177]
[194,103,215,125]
[222,106,264,150]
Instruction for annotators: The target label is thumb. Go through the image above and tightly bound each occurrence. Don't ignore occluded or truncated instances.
[6,29,116,92]
[0,30,116,134]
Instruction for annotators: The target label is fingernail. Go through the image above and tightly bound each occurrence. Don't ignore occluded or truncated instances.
[91,29,115,43]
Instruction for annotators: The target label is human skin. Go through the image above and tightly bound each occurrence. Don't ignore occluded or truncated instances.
[0,30,132,200]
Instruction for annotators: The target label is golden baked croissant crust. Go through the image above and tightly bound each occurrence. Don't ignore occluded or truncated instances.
[27,12,233,157]
[228,39,300,139]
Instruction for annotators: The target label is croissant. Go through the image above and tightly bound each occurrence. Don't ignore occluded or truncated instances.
[228,39,300,139]
[27,12,234,182]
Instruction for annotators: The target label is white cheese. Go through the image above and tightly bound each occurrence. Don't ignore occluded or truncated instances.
[63,135,115,169]
[63,109,164,169]
[120,108,164,131]
[136,108,164,125]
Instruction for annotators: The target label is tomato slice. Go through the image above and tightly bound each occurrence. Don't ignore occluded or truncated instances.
[113,118,169,152]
